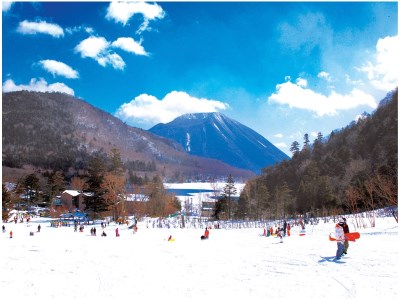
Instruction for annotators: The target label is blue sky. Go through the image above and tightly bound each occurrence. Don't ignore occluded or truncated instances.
[2,1,398,156]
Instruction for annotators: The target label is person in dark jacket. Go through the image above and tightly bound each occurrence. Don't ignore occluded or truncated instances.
[340,218,350,255]
[283,220,287,237]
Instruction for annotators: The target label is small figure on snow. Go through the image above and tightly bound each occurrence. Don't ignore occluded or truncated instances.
[10,230,13,239]
[283,220,287,237]
[276,227,284,243]
[37,224,41,233]
[101,231,107,237]
[334,223,345,259]
[2,225,5,233]
[116,228,120,237]
[287,223,291,236]
[201,228,209,240]
[339,218,350,255]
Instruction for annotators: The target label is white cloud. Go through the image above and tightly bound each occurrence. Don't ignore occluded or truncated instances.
[2,2,14,12]
[101,53,125,70]
[75,36,109,58]
[39,60,79,79]
[65,26,94,35]
[318,71,332,82]
[358,35,399,91]
[115,91,229,127]
[112,37,148,56]
[274,142,287,149]
[296,77,307,87]
[75,36,125,70]
[274,133,283,138]
[268,79,377,116]
[106,1,165,33]
[17,20,64,37]
[2,78,74,95]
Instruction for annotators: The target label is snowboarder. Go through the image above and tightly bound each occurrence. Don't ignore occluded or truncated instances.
[101,231,107,237]
[339,218,350,255]
[334,223,345,259]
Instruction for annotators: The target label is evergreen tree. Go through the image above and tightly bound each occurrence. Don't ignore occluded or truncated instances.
[2,184,12,221]
[223,174,237,220]
[303,133,310,149]
[45,171,66,206]
[109,148,124,175]
[84,156,109,220]
[24,173,40,210]
[290,141,300,155]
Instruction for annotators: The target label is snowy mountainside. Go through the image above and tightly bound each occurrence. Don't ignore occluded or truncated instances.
[149,112,289,173]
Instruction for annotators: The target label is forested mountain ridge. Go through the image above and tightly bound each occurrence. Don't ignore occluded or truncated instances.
[237,89,398,220]
[2,91,254,181]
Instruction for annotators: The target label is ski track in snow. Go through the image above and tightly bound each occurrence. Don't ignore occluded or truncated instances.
[1,218,398,299]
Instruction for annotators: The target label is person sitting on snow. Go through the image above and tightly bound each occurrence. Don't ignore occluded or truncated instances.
[201,228,209,240]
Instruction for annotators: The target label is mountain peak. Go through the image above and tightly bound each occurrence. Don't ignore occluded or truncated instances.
[149,112,289,174]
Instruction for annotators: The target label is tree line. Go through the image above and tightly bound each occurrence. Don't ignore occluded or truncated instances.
[233,89,398,222]
[2,148,181,222]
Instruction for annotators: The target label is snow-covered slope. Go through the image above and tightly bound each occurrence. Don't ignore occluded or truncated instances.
[1,214,398,299]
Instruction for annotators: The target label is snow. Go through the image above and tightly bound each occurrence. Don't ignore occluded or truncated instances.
[1,214,398,299]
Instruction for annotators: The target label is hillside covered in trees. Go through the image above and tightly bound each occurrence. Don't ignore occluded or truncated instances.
[2,91,254,182]
[236,89,398,221]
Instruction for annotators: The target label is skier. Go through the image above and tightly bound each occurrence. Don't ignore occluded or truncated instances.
[116,228,120,237]
[2,225,5,233]
[334,223,345,259]
[340,218,350,255]
[287,223,291,236]
[37,224,41,232]
[10,230,13,239]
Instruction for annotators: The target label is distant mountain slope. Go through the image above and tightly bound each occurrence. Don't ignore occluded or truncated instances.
[149,112,289,173]
[2,91,254,180]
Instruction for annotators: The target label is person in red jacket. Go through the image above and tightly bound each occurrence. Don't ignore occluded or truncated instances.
[201,228,209,240]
